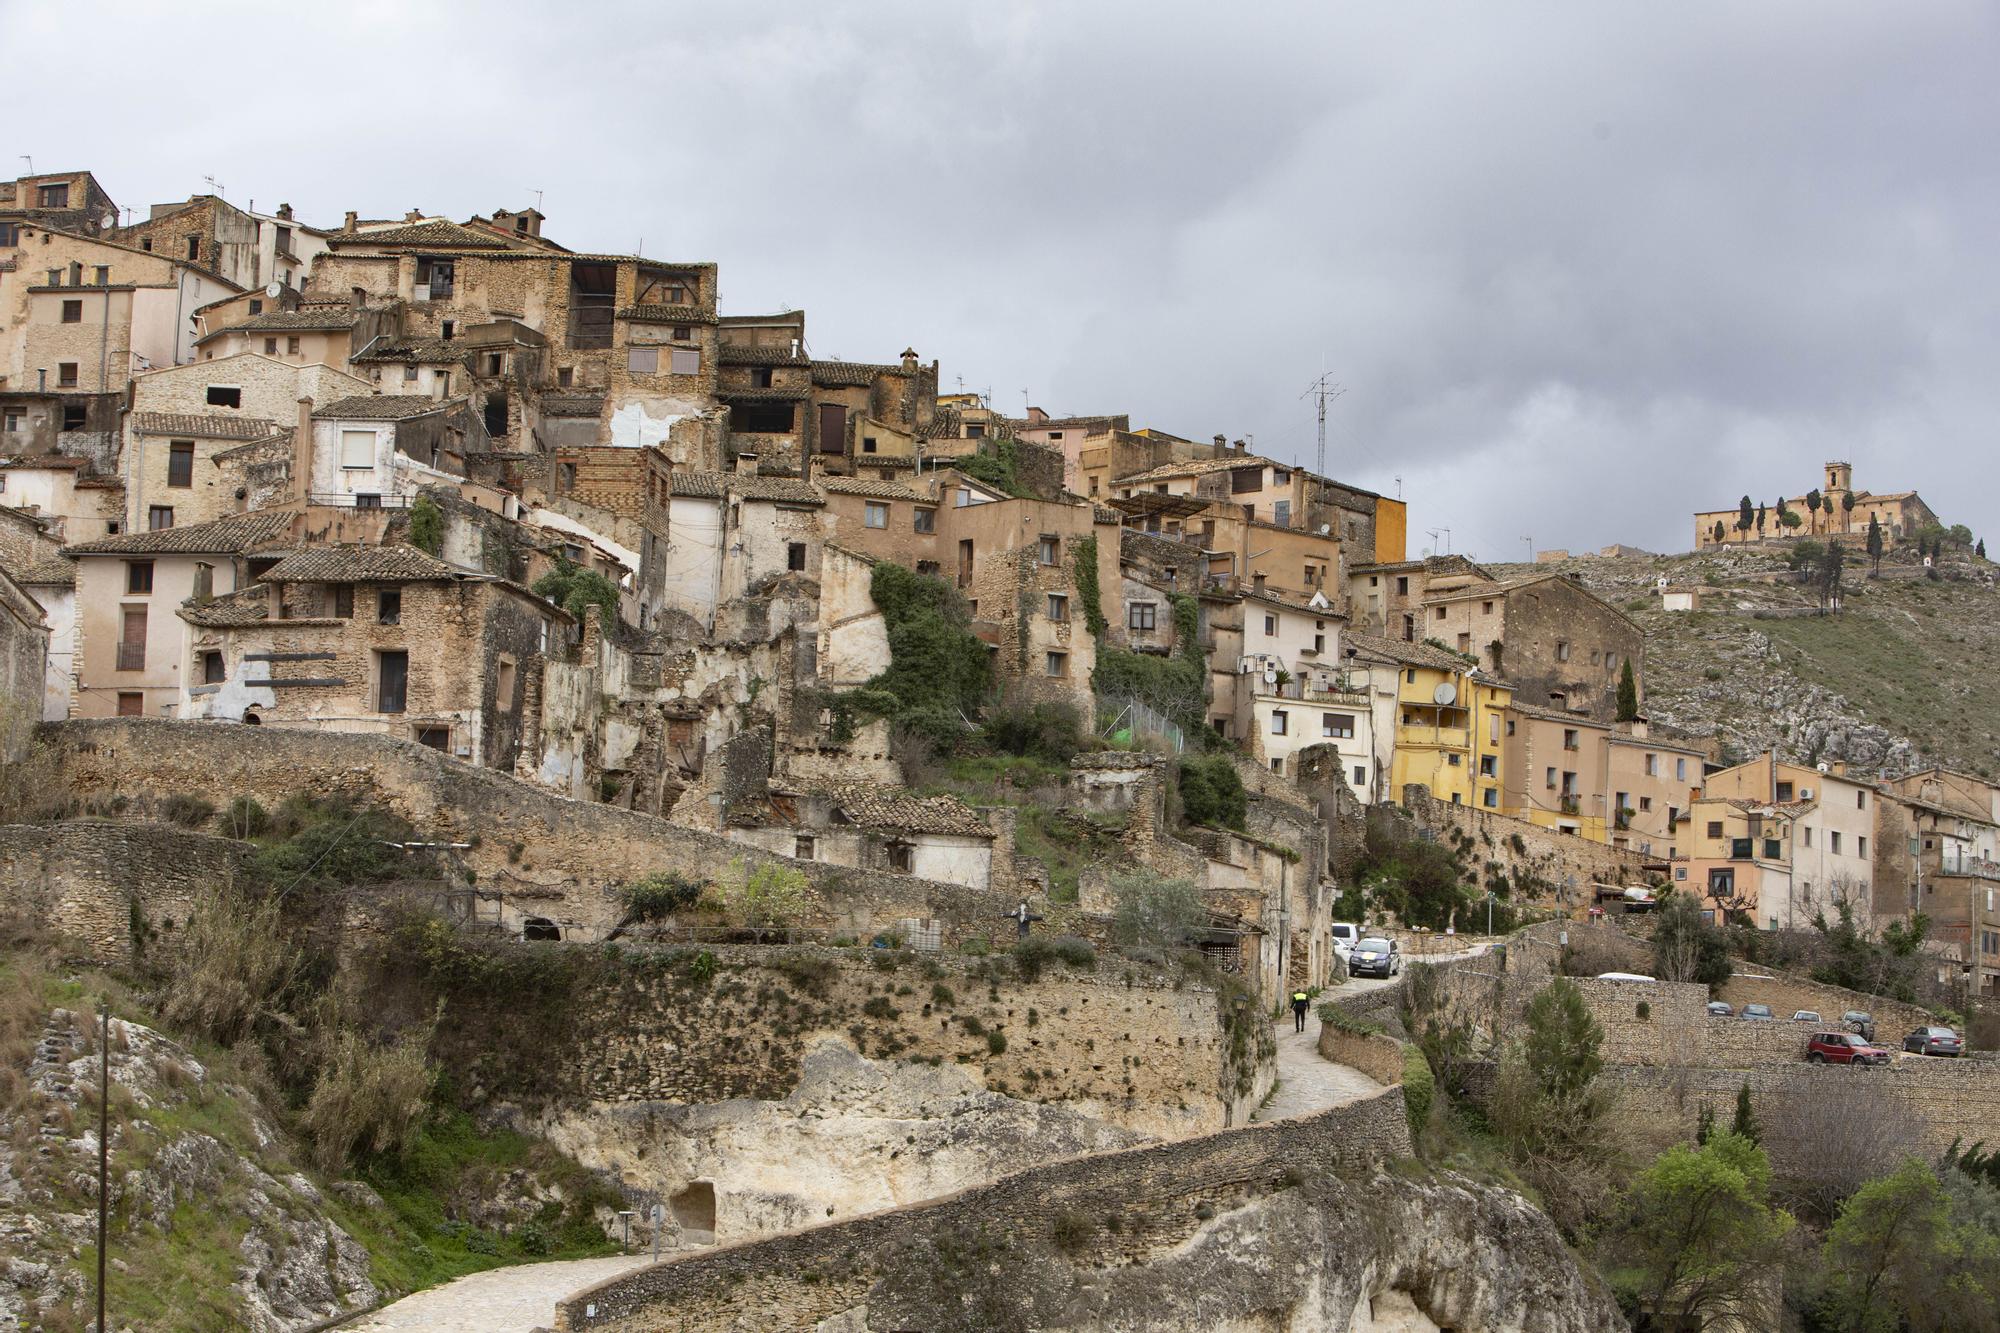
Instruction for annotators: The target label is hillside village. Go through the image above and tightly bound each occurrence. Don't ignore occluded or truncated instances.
[2,169,2000,1331]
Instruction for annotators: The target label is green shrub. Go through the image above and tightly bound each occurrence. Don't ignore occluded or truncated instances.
[721,857,809,930]
[986,1028,1007,1055]
[299,1021,436,1175]
[980,697,1083,764]
[160,883,301,1048]
[218,796,269,839]
[1012,934,1096,980]
[1177,753,1246,830]
[1111,872,1205,952]
[1401,1045,1435,1137]
[685,950,718,985]
[862,995,897,1020]
[930,983,957,1008]
[1051,1210,1096,1254]
[531,557,619,627]
[616,872,703,922]
[408,495,445,557]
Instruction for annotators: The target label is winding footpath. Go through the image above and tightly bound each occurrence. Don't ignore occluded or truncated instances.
[340,1255,650,1333]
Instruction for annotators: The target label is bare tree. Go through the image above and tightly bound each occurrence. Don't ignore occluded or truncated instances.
[1763,1072,1926,1224]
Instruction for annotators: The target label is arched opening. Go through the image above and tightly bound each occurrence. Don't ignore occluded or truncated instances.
[521,917,561,941]
[669,1181,716,1243]
[242,710,262,725]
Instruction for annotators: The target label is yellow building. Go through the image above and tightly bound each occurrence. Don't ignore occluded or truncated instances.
[1385,642,1511,810]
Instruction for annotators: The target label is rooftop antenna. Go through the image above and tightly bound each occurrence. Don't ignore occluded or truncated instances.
[1522,535,1534,562]
[1021,389,1029,417]
[636,236,643,256]
[1394,475,1403,501]
[19,155,32,176]
[1300,372,1345,478]
[531,188,544,211]
[204,174,226,199]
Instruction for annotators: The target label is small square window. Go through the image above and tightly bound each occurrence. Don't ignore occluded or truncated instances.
[265,338,279,355]
[147,506,173,530]
[1037,534,1059,565]
[1046,593,1068,622]
[864,502,888,529]
[670,347,700,375]
[378,588,402,624]
[126,561,155,594]
[913,507,935,534]
[795,835,816,860]
[60,298,81,323]
[787,541,807,571]
[206,385,241,408]
[1129,603,1156,631]
[288,336,302,355]
[1271,710,1288,735]
[862,435,877,453]
[627,346,659,374]
[58,362,79,388]
[1046,651,1068,677]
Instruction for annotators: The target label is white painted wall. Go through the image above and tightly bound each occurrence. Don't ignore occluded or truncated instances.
[663,494,723,625]
[25,584,75,720]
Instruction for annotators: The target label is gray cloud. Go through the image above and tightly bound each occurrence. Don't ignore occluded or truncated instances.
[14,0,1997,556]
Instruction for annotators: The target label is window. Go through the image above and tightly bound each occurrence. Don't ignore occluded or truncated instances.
[795,835,816,861]
[749,367,774,389]
[1481,600,1494,615]
[1402,614,1414,642]
[1353,765,1367,786]
[1483,788,1498,808]
[185,235,200,260]
[1708,867,1735,896]
[1676,757,1687,781]
[354,493,382,510]
[201,650,225,685]
[414,726,451,751]
[1272,499,1290,526]
[1271,710,1289,735]
[1763,838,1782,859]
[332,585,354,619]
[118,605,147,672]
[864,502,888,529]
[441,320,455,339]
[116,692,143,717]
[1802,827,1813,847]
[1562,729,1579,750]
[1396,576,1409,595]
[861,435,878,454]
[627,346,659,374]
[1435,606,1447,620]
[1313,633,1325,654]
[496,658,517,710]
[913,507,935,534]
[287,336,301,355]
[1707,821,1724,839]
[39,183,69,208]
[0,408,16,434]
[377,651,409,713]
[1129,602,1156,631]
[1046,651,1068,677]
[1856,790,1867,810]
[126,561,154,594]
[558,461,577,492]
[378,589,402,624]
[1776,781,1794,802]
[1037,534,1059,565]
[1555,640,1570,661]
[265,338,280,355]
[1831,831,1843,854]
[147,506,173,530]
[60,298,82,323]
[1230,466,1261,494]
[785,541,807,572]
[556,367,573,387]
[165,441,195,488]
[1322,713,1354,738]
[1456,633,1470,652]
[731,401,793,433]
[1858,835,1868,857]
[206,385,240,408]
[670,347,701,376]
[1480,754,1496,776]
[1644,753,1658,776]
[1639,796,1653,811]
[1447,753,1462,767]
[58,362,79,388]
[1732,837,1754,860]
[340,429,373,469]
[1047,593,1068,622]
[1406,669,1417,684]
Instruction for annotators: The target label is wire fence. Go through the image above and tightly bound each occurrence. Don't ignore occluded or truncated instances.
[1095,694,1186,752]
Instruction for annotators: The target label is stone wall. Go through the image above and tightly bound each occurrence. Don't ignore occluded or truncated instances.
[553,1087,1416,1333]
[0,819,248,965]
[387,941,1250,1140]
[17,720,1077,944]
[1716,969,1930,1037]
[1316,1022,1407,1086]
[1401,785,1656,893]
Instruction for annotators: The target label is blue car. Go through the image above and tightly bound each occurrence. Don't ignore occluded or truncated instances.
[1349,937,1401,978]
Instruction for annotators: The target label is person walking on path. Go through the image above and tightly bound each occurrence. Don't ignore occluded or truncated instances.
[1291,989,1311,1033]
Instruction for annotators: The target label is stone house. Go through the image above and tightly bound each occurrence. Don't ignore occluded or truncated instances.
[1693,462,1942,551]
[109,194,330,293]
[1346,554,1494,641]
[724,780,997,891]
[60,509,294,718]
[805,352,937,479]
[0,170,119,238]
[306,395,473,509]
[512,442,670,628]
[1874,770,2000,995]
[662,462,825,628]
[717,336,812,473]
[123,411,290,533]
[1014,407,1129,493]
[0,561,47,760]
[191,302,382,367]
[177,543,569,769]
[0,455,123,542]
[1420,571,1641,723]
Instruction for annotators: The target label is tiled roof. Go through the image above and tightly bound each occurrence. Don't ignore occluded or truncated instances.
[130,413,279,439]
[63,509,292,556]
[734,475,823,505]
[1343,631,1480,674]
[793,780,994,838]
[717,343,808,366]
[617,304,717,325]
[668,473,725,499]
[1,554,75,586]
[260,543,457,583]
[715,386,809,403]
[0,454,91,470]
[537,394,604,418]
[349,337,472,365]
[811,361,903,388]
[212,308,360,335]
[338,219,512,249]
[820,477,929,501]
[179,587,269,626]
[312,395,458,421]
[1093,505,1124,524]
[1111,455,1283,486]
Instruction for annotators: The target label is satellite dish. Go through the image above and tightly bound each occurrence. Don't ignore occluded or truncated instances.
[264,282,284,299]
[1432,681,1458,706]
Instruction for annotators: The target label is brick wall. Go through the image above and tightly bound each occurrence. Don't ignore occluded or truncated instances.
[0,819,248,965]
[553,1086,1412,1332]
[19,719,1082,945]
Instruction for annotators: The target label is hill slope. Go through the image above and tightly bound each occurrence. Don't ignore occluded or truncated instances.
[1493,545,2000,780]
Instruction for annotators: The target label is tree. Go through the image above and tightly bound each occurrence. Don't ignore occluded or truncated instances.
[1737,496,1755,533]
[1177,752,1246,829]
[1866,514,1885,571]
[1612,1133,1794,1330]
[408,494,445,556]
[1979,539,1988,560]
[1817,539,1845,612]
[1806,489,1823,529]
[531,557,620,628]
[1840,488,1856,531]
[1819,1159,2000,1332]
[1653,891,1734,985]
[1616,659,1639,722]
[1756,503,1768,534]
[1713,520,1727,545]
[1730,1082,1761,1145]
[1779,509,1802,530]
[863,562,992,745]
[1110,872,1205,952]
[1522,979,1603,1100]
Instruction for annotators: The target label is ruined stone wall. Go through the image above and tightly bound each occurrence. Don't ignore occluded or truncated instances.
[20,720,1077,943]
[0,819,247,965]
[553,1087,1415,1333]
[1402,785,1657,892]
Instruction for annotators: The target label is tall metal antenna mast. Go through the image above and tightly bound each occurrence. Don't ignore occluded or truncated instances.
[1299,373,1345,477]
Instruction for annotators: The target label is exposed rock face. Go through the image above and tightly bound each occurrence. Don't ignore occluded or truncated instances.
[0,1009,377,1331]
[527,1038,1149,1247]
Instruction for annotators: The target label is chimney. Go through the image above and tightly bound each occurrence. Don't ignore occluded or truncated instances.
[1212,433,1227,458]
[276,203,293,221]
[342,211,358,234]
[1027,406,1048,424]
[404,209,423,223]
[1830,760,1848,777]
[1233,439,1248,456]
[901,347,918,371]
[734,451,759,477]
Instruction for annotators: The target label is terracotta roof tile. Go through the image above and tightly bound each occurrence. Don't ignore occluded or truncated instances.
[312,395,460,421]
[349,337,473,365]
[819,477,929,501]
[810,360,903,388]
[64,509,292,555]
[715,386,809,403]
[179,586,269,626]
[337,219,511,249]
[130,413,278,439]
[1,554,75,586]
[718,343,808,366]
[209,308,359,336]
[668,472,725,499]
[617,304,718,325]
[791,780,994,838]
[259,544,457,583]
[1111,455,1284,486]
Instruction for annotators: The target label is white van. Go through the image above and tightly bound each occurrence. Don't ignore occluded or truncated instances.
[1330,922,1360,965]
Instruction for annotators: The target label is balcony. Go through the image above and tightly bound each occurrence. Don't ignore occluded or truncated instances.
[1559,794,1581,816]
[116,642,145,671]
[308,492,411,509]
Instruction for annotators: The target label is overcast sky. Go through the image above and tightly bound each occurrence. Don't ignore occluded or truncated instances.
[14,1,1996,559]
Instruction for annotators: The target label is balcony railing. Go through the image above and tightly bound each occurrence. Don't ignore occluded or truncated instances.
[308,492,412,509]
[1559,795,1581,816]
[116,643,145,671]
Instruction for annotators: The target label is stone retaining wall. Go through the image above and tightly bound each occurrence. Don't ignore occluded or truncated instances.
[1317,1023,1407,1085]
[0,819,249,966]
[553,1085,1413,1332]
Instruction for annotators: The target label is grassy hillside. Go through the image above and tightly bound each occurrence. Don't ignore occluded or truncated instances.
[1496,544,2000,779]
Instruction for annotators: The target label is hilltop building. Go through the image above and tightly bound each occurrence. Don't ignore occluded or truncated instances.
[1693,461,1940,551]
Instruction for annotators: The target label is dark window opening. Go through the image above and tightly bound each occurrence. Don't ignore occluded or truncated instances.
[354,493,382,510]
[201,651,225,684]
[416,724,451,751]
[38,183,69,208]
[567,262,616,349]
[750,367,773,388]
[126,561,154,594]
[731,401,794,433]
[58,362,79,388]
[167,441,194,487]
[378,589,402,624]
[377,650,409,713]
[484,391,509,437]
[185,234,200,260]
[885,841,914,873]
[62,403,87,430]
[147,506,173,530]
[206,385,241,408]
[415,256,455,300]
[60,299,81,323]
[333,585,354,618]
[521,916,561,941]
[787,541,807,571]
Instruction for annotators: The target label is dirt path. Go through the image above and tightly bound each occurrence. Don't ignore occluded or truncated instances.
[1251,1017,1384,1122]
[341,1255,650,1333]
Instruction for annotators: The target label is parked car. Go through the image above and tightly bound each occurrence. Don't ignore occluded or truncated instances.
[1595,972,1657,983]
[1807,1032,1891,1066]
[1843,1010,1876,1041]
[1903,1026,1964,1057]
[1741,1004,1775,1021]
[1793,1011,1822,1023]
[1706,1001,1736,1018]
[1330,922,1360,966]
[1349,937,1401,978]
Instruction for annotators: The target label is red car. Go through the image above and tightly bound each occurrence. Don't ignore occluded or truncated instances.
[1806,1032,1891,1066]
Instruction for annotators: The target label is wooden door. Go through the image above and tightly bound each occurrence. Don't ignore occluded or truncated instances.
[818,403,846,455]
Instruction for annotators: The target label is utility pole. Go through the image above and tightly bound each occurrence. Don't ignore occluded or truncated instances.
[96,1004,109,1333]
[1522,536,1534,562]
[1299,373,1345,478]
